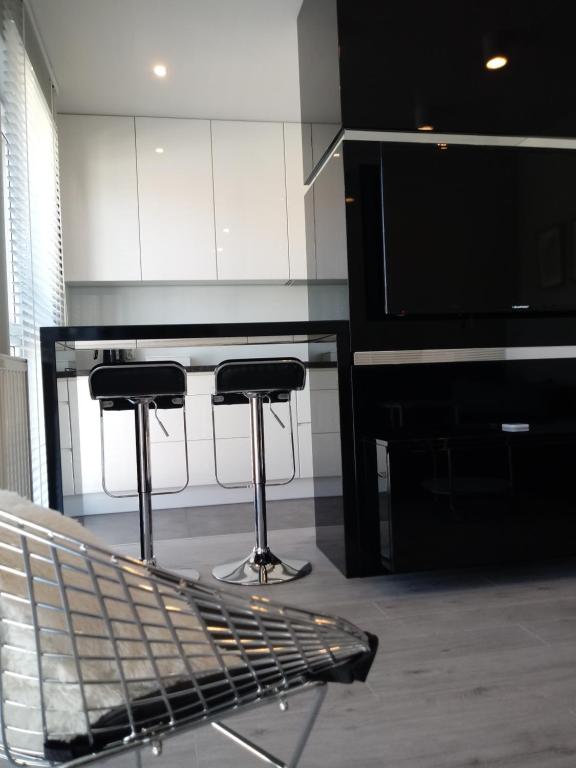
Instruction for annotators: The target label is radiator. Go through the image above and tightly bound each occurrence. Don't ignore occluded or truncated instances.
[0,354,32,498]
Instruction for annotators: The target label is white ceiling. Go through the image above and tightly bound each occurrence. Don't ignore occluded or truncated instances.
[28,0,304,121]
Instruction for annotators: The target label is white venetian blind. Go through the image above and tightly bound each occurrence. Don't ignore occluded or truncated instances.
[0,0,65,504]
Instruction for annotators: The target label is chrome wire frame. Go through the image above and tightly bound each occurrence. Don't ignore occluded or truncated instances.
[99,399,190,500]
[211,394,297,490]
[0,506,371,767]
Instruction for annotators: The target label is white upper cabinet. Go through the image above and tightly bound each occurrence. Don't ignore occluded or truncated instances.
[311,124,348,280]
[211,121,289,281]
[284,123,316,280]
[58,115,141,282]
[135,118,217,281]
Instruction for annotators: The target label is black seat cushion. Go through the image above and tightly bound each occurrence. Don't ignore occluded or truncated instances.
[215,358,306,395]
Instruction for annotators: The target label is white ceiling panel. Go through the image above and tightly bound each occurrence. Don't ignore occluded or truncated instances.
[29,0,303,121]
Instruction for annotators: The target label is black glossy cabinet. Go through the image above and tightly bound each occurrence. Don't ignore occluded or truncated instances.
[355,358,576,572]
[298,0,576,139]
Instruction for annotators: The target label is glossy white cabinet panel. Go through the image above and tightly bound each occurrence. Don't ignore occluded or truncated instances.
[211,121,289,280]
[296,383,311,424]
[297,423,314,478]
[136,118,217,281]
[311,124,348,280]
[187,440,217,486]
[149,441,189,490]
[185,394,213,441]
[308,368,338,390]
[101,409,137,493]
[284,123,315,280]
[311,432,342,477]
[57,380,70,403]
[58,115,141,282]
[61,449,75,497]
[149,405,189,443]
[58,404,72,451]
[310,389,340,434]
[70,377,103,494]
[214,438,251,485]
[213,402,250,440]
[263,405,297,481]
[187,374,214,396]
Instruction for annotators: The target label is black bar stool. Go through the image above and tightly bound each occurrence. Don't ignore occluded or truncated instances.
[89,361,191,569]
[211,357,311,585]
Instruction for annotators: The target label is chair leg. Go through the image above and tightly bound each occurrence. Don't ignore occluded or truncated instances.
[212,394,311,585]
[135,401,155,566]
[212,683,327,767]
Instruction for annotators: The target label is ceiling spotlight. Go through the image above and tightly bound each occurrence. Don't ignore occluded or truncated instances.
[414,103,435,132]
[152,63,167,78]
[485,54,508,70]
[483,32,510,71]
[155,147,164,154]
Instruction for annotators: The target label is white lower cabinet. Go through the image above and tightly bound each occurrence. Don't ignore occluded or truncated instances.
[297,423,314,478]
[311,433,343,477]
[295,369,341,478]
[186,440,217,486]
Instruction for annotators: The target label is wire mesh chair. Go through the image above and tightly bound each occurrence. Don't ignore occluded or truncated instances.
[0,492,377,767]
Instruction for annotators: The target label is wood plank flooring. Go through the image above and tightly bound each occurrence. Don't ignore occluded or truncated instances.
[83,503,576,767]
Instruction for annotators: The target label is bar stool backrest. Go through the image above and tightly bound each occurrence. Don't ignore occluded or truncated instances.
[89,361,187,410]
[214,358,306,396]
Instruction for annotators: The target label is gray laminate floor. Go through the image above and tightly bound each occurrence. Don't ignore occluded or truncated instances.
[83,502,576,767]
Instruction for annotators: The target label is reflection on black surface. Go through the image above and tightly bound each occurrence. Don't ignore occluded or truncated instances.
[379,143,576,316]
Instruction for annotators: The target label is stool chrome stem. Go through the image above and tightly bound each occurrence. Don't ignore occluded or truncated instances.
[135,400,154,565]
[250,394,268,552]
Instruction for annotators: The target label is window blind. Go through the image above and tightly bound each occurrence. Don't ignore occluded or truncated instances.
[0,0,64,505]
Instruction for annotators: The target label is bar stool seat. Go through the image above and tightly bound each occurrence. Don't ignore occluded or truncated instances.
[211,357,311,586]
[89,361,190,569]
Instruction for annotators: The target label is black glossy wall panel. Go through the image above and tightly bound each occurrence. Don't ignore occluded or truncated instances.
[299,0,576,139]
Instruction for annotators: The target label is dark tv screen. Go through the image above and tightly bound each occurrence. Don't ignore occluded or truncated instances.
[381,142,576,315]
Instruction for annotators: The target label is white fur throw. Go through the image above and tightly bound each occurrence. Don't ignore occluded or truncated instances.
[0,491,237,758]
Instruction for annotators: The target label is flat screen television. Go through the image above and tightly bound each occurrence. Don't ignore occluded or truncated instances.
[380,142,576,315]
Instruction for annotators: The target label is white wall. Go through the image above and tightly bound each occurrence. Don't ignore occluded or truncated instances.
[66,283,311,326]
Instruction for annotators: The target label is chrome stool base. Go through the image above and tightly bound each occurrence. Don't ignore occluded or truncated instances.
[212,546,311,586]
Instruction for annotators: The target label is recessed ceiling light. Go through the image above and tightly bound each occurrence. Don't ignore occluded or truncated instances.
[155,147,164,154]
[152,63,167,78]
[485,54,508,70]
[417,124,434,132]
[333,152,341,158]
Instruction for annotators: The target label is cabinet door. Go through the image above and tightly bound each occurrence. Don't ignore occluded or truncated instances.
[312,124,348,280]
[211,121,289,280]
[58,115,141,282]
[136,118,217,281]
[284,123,316,280]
